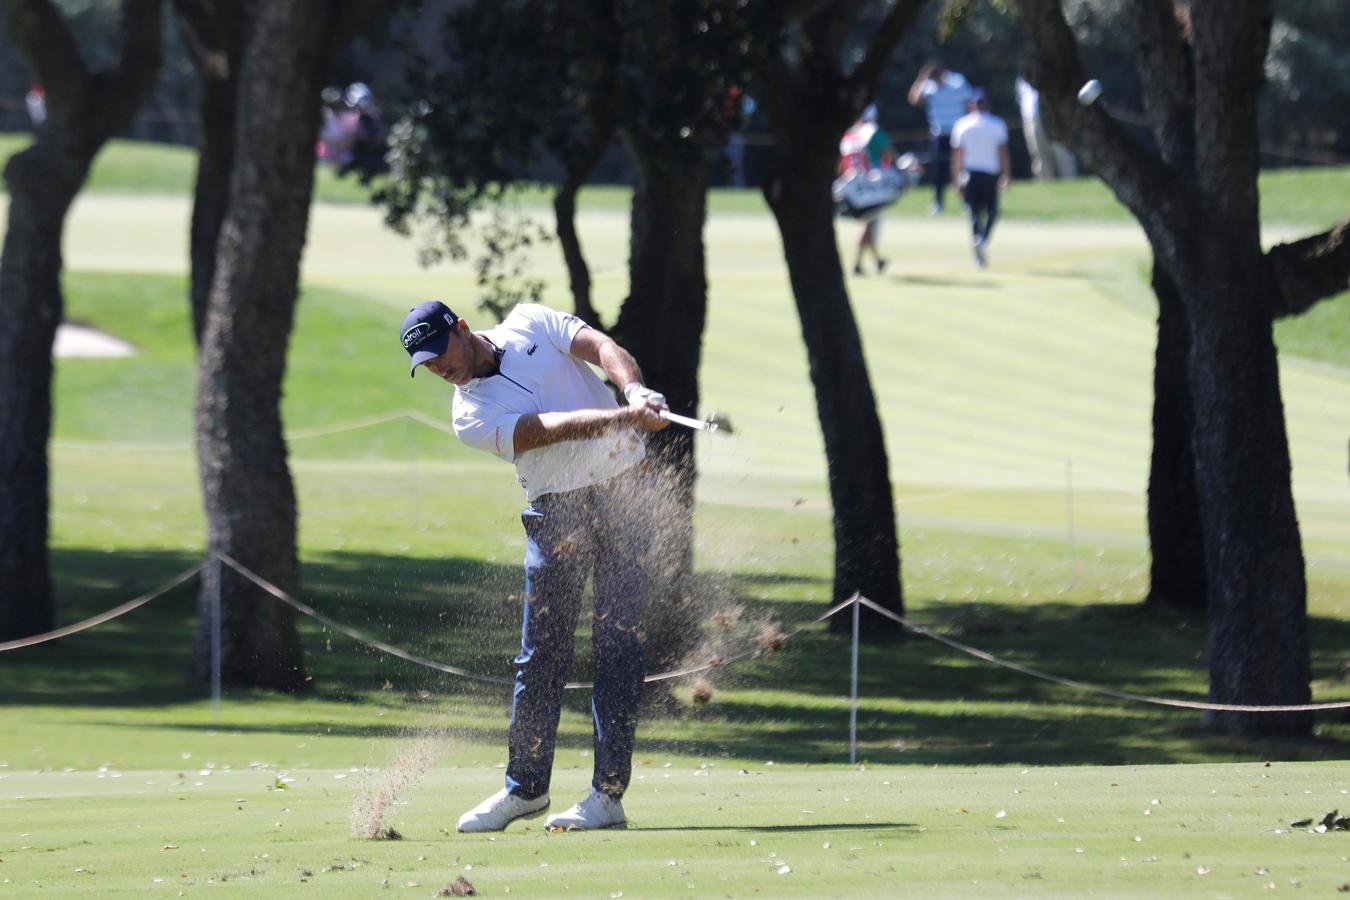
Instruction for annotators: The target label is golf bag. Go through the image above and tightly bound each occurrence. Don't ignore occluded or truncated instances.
[832,153,922,220]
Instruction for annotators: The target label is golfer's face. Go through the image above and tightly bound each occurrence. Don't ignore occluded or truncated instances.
[424,328,474,385]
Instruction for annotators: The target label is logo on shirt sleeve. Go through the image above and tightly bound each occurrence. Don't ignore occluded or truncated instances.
[526,343,538,356]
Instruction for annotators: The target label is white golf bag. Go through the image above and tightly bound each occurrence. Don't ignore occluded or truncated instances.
[832,153,922,220]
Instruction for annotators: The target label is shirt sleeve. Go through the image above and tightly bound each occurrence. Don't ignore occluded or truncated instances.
[516,303,587,354]
[452,393,520,463]
[997,119,1009,143]
[950,120,965,148]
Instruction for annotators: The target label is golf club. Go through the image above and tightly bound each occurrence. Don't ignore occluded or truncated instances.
[659,409,735,435]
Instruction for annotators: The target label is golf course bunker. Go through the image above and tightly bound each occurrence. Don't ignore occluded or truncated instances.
[54,322,136,358]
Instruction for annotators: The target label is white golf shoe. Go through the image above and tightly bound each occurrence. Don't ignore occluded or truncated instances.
[456,788,550,833]
[546,789,627,830]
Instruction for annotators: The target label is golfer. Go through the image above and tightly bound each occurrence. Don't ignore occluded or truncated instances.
[399,301,668,831]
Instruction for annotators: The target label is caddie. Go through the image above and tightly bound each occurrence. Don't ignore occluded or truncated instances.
[399,300,668,832]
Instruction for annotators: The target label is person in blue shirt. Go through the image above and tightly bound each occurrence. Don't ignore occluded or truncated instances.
[908,61,975,215]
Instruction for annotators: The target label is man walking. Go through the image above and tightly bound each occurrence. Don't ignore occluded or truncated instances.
[950,89,1010,268]
[399,300,668,832]
[908,60,974,215]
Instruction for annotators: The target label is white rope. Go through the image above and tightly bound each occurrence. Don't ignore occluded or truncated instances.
[853,595,1350,714]
[9,555,1348,715]
[51,408,454,452]
[216,552,843,690]
[0,563,204,651]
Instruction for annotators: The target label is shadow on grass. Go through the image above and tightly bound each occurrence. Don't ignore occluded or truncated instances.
[7,546,1350,767]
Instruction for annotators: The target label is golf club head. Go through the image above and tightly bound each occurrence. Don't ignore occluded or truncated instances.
[706,411,735,435]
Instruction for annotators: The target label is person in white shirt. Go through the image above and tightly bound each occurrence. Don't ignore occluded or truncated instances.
[400,300,668,832]
[950,89,1010,268]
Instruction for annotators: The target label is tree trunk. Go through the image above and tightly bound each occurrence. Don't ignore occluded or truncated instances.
[0,149,81,639]
[762,123,903,637]
[1145,259,1206,612]
[554,177,601,329]
[0,0,162,640]
[189,1,336,690]
[188,76,236,342]
[612,134,716,671]
[1181,253,1310,735]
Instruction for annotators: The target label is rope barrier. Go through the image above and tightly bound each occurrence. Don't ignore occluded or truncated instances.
[50,408,455,452]
[0,562,204,651]
[853,595,1350,714]
[216,551,848,690]
[7,554,1350,714]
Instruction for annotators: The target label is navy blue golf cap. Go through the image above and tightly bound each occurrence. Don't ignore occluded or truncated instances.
[400,300,460,377]
[970,88,990,107]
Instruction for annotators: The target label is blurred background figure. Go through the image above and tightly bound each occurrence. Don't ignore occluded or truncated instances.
[25,83,46,129]
[343,81,388,179]
[1014,74,1077,181]
[317,85,356,170]
[837,103,896,276]
[317,82,388,179]
[950,88,1009,269]
[908,60,974,215]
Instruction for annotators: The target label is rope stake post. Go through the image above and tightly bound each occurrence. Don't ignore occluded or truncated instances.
[1066,458,1077,591]
[211,556,223,725]
[849,593,860,765]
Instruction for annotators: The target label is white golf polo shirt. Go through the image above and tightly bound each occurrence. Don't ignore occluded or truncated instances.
[451,304,644,500]
[950,111,1008,175]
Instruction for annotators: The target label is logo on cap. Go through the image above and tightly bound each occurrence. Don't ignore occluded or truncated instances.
[402,322,434,350]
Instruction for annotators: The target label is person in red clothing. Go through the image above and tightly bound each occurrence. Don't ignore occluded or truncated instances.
[838,104,895,276]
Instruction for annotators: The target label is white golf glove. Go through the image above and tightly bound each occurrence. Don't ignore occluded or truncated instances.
[624,383,667,408]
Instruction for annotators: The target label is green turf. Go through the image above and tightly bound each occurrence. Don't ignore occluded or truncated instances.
[3,143,1350,894]
[5,759,1350,897]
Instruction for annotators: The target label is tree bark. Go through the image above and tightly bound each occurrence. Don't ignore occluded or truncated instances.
[1144,259,1206,613]
[761,123,903,636]
[0,0,161,641]
[1180,254,1311,735]
[613,133,717,671]
[1017,0,1312,736]
[189,1,340,690]
[172,0,245,344]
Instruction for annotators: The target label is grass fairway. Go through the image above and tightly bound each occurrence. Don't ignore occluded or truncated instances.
[6,759,1350,897]
[2,138,1350,895]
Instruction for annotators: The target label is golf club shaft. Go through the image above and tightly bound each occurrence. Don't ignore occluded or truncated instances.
[659,409,714,432]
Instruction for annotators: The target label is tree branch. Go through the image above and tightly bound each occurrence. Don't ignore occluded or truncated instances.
[2,0,88,92]
[1266,217,1350,318]
[848,0,932,95]
[1128,0,1194,171]
[1015,0,1188,249]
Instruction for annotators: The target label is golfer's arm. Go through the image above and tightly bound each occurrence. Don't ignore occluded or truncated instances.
[998,144,1011,184]
[951,147,963,186]
[513,407,638,454]
[569,326,645,395]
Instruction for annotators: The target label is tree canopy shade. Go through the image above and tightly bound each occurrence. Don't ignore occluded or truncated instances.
[1015,0,1350,736]
[0,0,161,641]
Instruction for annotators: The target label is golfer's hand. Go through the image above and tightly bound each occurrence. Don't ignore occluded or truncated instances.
[625,403,668,432]
[624,383,666,409]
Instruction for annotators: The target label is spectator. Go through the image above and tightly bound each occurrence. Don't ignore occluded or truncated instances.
[951,89,1009,268]
[908,61,974,215]
[317,86,356,169]
[1014,75,1077,180]
[344,82,388,179]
